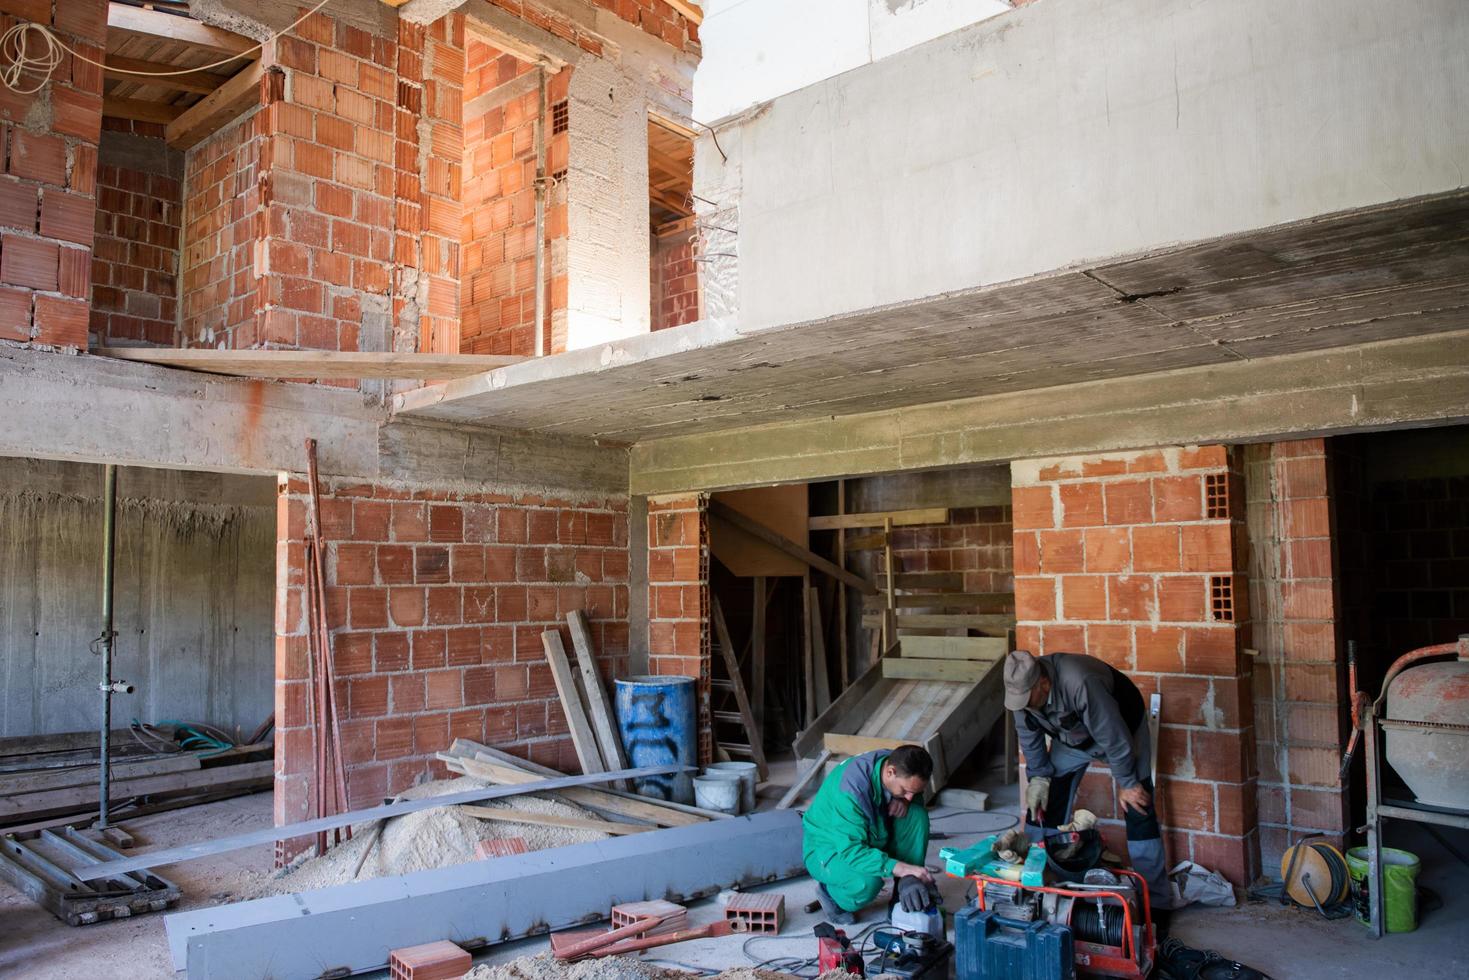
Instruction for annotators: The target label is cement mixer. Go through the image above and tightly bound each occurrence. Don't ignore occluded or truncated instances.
[1344,634,1469,937]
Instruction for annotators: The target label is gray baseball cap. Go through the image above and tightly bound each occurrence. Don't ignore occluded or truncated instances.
[1003,650,1041,711]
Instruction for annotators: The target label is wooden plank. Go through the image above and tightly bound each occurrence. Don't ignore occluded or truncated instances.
[0,761,273,821]
[92,348,524,379]
[565,612,629,788]
[823,733,914,756]
[0,753,199,797]
[836,479,849,690]
[541,631,606,775]
[708,501,875,595]
[443,747,722,825]
[73,763,685,882]
[860,612,1017,632]
[845,532,888,551]
[165,60,263,149]
[104,56,227,95]
[790,647,891,760]
[883,659,991,683]
[886,682,950,741]
[710,597,769,780]
[663,0,704,25]
[882,519,897,651]
[877,571,966,591]
[865,592,1013,611]
[459,805,650,836]
[107,3,257,56]
[901,682,967,741]
[898,635,1009,660]
[858,679,916,736]
[102,97,186,125]
[808,586,831,717]
[0,730,135,758]
[751,576,766,731]
[808,508,948,531]
[776,750,831,809]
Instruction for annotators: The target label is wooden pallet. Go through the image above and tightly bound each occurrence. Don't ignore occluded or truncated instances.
[787,634,1011,799]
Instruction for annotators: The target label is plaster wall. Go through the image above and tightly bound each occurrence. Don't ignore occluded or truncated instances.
[697,0,1469,333]
[564,7,698,349]
[692,0,1010,123]
[0,460,275,738]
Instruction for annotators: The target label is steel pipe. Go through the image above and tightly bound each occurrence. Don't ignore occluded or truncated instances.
[98,464,118,829]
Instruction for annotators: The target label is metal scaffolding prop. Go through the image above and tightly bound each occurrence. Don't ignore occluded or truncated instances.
[73,763,687,882]
[165,809,806,979]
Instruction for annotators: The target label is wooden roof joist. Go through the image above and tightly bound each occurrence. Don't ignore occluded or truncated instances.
[93,348,526,380]
[107,3,257,59]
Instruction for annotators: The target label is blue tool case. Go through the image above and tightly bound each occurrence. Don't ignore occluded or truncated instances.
[954,906,1075,980]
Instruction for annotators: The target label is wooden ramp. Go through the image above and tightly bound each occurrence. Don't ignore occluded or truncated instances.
[786,634,1011,799]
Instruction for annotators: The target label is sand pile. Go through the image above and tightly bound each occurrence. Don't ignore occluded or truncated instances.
[462,955,801,980]
[253,777,610,896]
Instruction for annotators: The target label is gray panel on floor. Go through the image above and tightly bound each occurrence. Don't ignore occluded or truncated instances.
[165,809,806,979]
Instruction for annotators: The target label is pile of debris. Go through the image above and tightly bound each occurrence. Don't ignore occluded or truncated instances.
[463,955,805,980]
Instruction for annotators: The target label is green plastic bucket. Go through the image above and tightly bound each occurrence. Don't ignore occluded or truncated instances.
[1346,846,1421,933]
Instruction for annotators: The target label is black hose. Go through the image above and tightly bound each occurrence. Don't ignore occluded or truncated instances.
[1070,900,1126,947]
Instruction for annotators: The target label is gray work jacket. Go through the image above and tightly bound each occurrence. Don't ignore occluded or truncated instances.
[1012,652,1146,789]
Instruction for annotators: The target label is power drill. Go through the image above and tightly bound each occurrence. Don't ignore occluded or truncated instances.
[814,922,864,976]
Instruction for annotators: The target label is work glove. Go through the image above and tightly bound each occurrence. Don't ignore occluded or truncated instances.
[1060,808,1097,833]
[995,828,1030,865]
[896,874,931,913]
[1024,776,1051,822]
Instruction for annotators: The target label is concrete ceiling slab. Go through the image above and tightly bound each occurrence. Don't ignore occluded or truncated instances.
[395,191,1469,443]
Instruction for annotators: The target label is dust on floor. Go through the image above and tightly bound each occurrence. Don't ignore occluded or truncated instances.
[462,953,834,980]
[254,777,610,896]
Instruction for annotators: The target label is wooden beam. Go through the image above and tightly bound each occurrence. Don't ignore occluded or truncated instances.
[92,348,524,380]
[776,750,831,809]
[823,733,914,757]
[899,635,1009,661]
[663,0,704,25]
[863,592,1014,612]
[566,611,629,788]
[649,113,700,141]
[541,631,606,776]
[165,60,263,149]
[459,805,650,835]
[809,508,949,531]
[101,97,185,125]
[860,612,1017,633]
[104,57,227,95]
[708,500,876,595]
[882,658,992,683]
[650,186,692,218]
[107,3,257,57]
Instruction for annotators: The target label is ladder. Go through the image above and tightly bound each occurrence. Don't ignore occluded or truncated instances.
[709,596,769,781]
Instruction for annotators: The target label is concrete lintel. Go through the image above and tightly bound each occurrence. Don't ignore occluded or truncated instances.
[405,0,580,68]
[628,330,1469,495]
[165,809,805,978]
[0,349,630,496]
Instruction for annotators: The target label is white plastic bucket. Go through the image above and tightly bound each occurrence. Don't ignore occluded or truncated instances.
[692,774,741,814]
[707,761,758,813]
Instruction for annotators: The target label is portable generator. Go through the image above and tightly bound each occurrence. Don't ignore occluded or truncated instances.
[957,867,1157,979]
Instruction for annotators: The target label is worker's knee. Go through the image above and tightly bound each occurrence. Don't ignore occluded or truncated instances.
[846,874,887,910]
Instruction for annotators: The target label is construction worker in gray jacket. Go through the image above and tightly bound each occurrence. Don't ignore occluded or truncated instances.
[1003,649,1171,911]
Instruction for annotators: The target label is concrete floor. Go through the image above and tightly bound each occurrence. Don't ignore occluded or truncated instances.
[2,776,1466,979]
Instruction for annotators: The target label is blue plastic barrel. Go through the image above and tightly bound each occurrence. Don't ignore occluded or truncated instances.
[614,675,696,803]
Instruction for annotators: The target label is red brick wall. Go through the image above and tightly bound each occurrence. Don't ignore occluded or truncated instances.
[1012,446,1259,886]
[91,121,181,346]
[650,228,698,331]
[0,0,104,350]
[495,0,699,56]
[647,495,711,762]
[1245,439,1347,872]
[887,505,1016,596]
[181,111,263,348]
[274,478,630,843]
[460,40,570,355]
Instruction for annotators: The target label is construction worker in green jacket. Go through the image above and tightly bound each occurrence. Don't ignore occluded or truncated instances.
[802,744,935,924]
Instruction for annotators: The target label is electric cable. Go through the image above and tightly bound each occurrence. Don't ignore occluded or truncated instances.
[0,0,334,95]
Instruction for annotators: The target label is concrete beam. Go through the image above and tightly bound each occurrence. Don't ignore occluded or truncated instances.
[165,810,805,979]
[0,349,628,495]
[628,330,1469,495]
